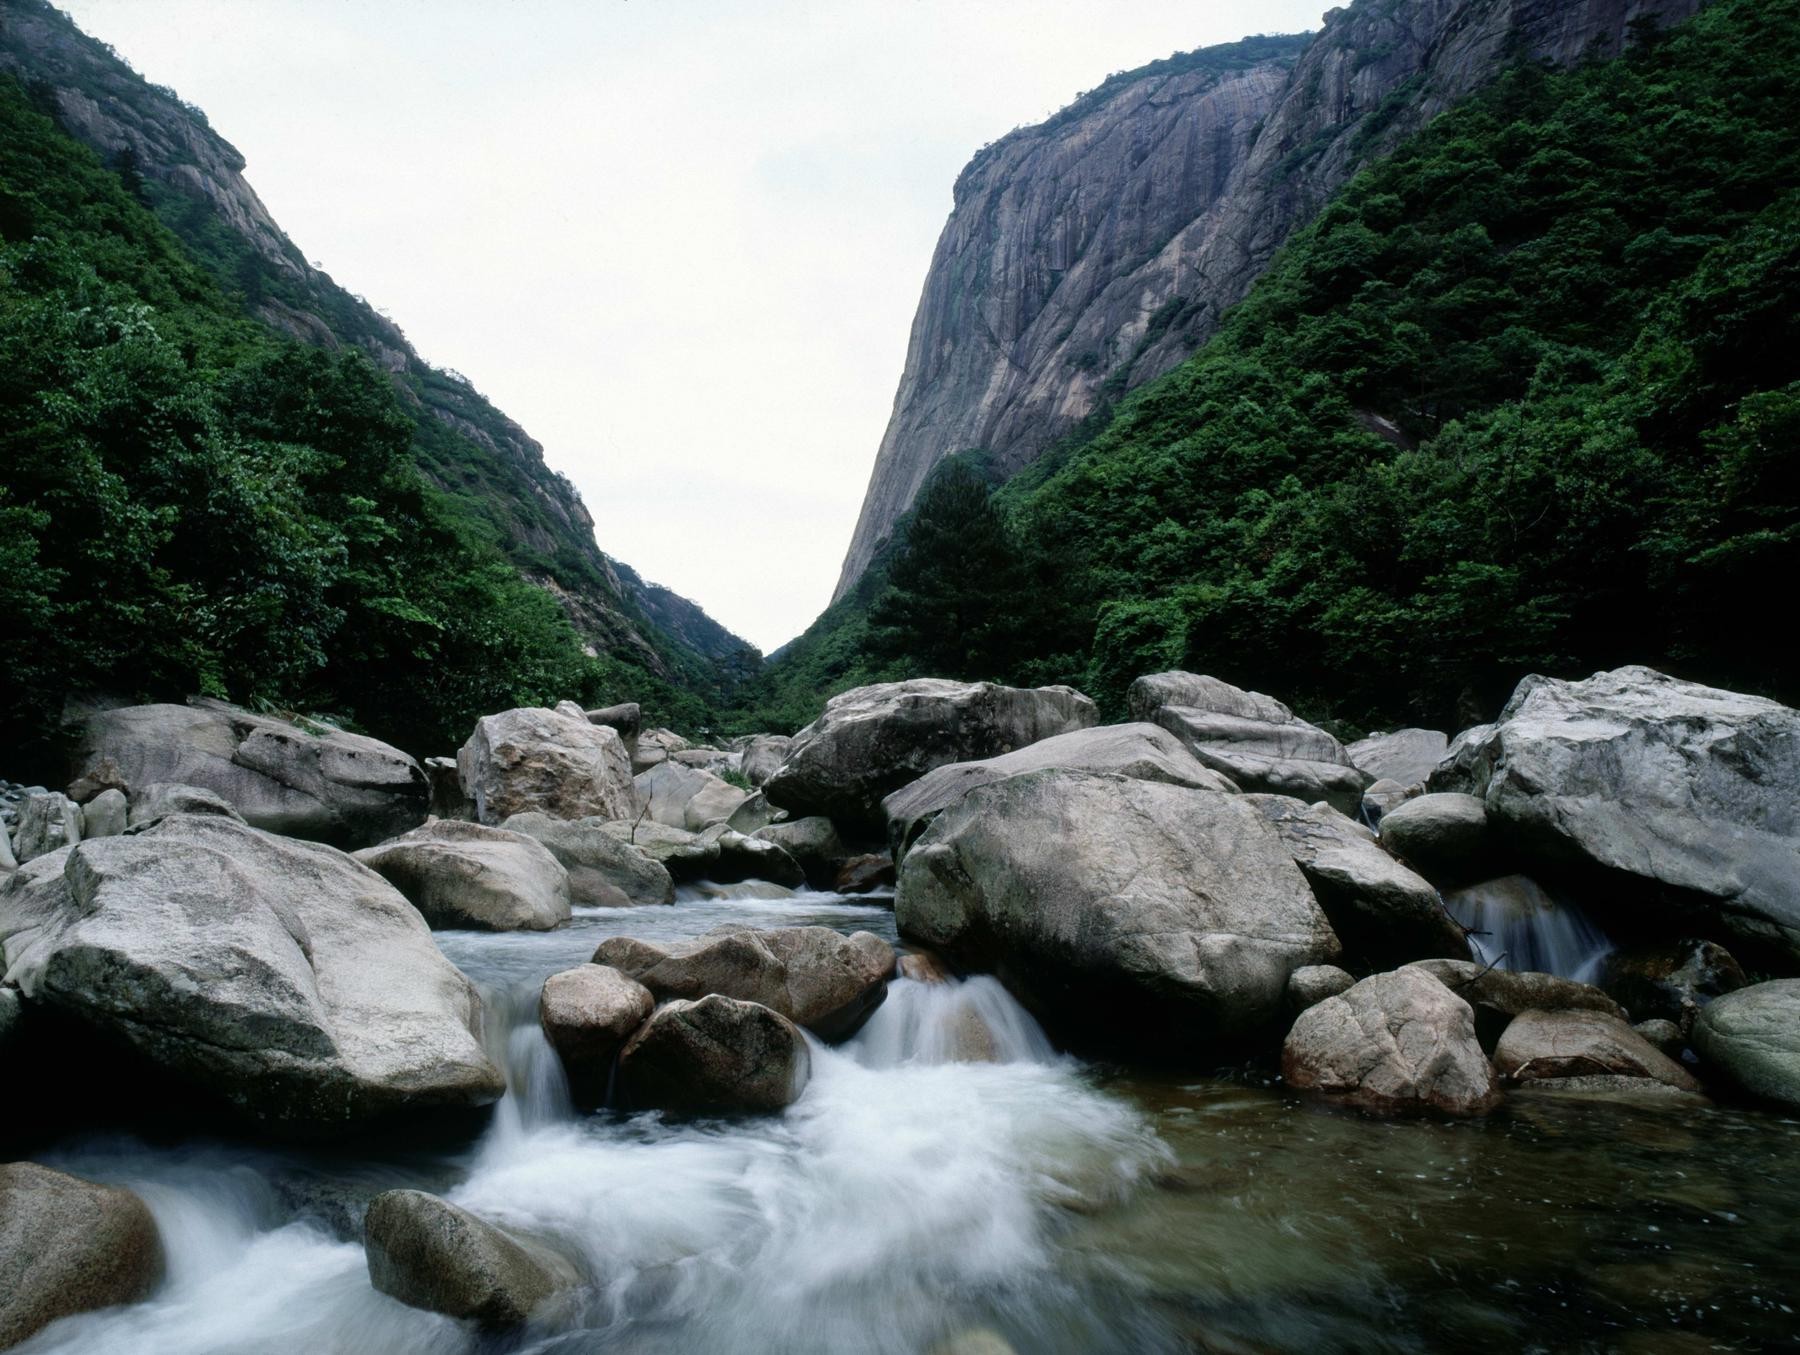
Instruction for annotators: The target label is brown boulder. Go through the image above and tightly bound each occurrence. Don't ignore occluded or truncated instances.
[618,995,811,1114]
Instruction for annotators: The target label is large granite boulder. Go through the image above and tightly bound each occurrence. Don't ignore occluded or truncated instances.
[1286,964,1355,1014]
[72,700,428,850]
[1692,980,1800,1110]
[882,722,1236,862]
[0,1162,164,1350]
[0,814,505,1134]
[457,706,639,826]
[423,757,474,821]
[364,1189,578,1329]
[1247,795,1471,968]
[1493,1009,1702,1091]
[593,925,894,1041]
[11,792,81,863]
[126,781,243,827]
[1377,793,1501,885]
[618,994,811,1114]
[631,727,690,774]
[1126,672,1368,815]
[80,788,127,840]
[1346,728,1449,790]
[1429,667,1800,965]
[895,770,1339,1056]
[1402,957,1625,1051]
[1281,968,1502,1117]
[738,735,793,788]
[501,812,673,906]
[692,825,807,887]
[585,702,641,760]
[538,964,655,1105]
[635,761,750,832]
[598,820,720,878]
[751,817,850,890]
[1602,939,1748,1035]
[763,679,1098,833]
[354,819,571,932]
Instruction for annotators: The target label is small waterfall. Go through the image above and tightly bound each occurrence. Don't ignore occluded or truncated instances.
[1441,874,1614,982]
[477,978,572,1153]
[850,975,1058,1068]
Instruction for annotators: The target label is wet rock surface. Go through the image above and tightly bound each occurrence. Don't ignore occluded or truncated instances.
[618,994,811,1115]
[354,819,571,932]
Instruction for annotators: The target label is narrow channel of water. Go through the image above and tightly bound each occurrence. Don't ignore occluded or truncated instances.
[19,886,1800,1353]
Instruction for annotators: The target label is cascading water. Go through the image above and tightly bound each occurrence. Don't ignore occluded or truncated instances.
[1439,873,1615,982]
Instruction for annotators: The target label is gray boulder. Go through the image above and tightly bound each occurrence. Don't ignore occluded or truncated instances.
[635,760,749,832]
[1360,778,1416,826]
[0,814,504,1133]
[1494,1008,1701,1092]
[764,679,1098,832]
[1286,964,1355,1014]
[1633,1018,1685,1057]
[1247,795,1470,968]
[1346,728,1449,789]
[693,824,807,888]
[79,788,128,840]
[585,702,641,760]
[364,1189,578,1329]
[354,819,571,932]
[0,827,13,874]
[423,757,474,821]
[618,994,811,1114]
[895,770,1339,1055]
[72,700,427,849]
[12,791,81,863]
[738,734,793,788]
[1126,672,1368,815]
[538,963,655,1105]
[1602,939,1748,1035]
[631,727,690,773]
[1403,957,1626,1051]
[1692,980,1800,1110]
[458,706,639,826]
[127,781,244,828]
[501,812,673,906]
[0,1162,164,1350]
[725,791,783,834]
[593,925,894,1041]
[1281,968,1502,1117]
[1429,666,1800,965]
[752,817,850,890]
[882,722,1236,862]
[1379,792,1502,885]
[598,820,720,879]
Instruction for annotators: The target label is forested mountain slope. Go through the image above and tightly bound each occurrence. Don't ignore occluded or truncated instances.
[834,0,1705,599]
[761,0,1798,735]
[0,0,753,716]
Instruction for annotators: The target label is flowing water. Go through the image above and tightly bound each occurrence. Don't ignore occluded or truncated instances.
[18,886,1800,1354]
[1441,873,1616,982]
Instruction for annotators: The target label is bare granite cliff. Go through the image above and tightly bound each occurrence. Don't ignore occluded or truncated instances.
[834,0,1706,600]
[0,0,749,676]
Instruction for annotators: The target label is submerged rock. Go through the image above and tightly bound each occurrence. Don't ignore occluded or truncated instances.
[1692,980,1800,1111]
[354,819,571,932]
[457,706,639,826]
[0,814,505,1134]
[896,769,1339,1056]
[1494,1009,1702,1092]
[501,812,674,906]
[593,925,894,1041]
[364,1189,578,1329]
[1248,795,1470,968]
[764,678,1098,832]
[0,1161,164,1350]
[538,964,655,1105]
[618,994,811,1114]
[1430,666,1800,965]
[882,721,1234,862]
[1281,968,1502,1118]
[72,700,427,849]
[1127,672,1368,815]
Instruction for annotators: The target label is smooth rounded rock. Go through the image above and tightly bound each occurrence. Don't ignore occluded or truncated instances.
[1693,980,1800,1110]
[78,788,128,840]
[1379,793,1498,885]
[618,995,811,1115]
[538,964,655,1105]
[502,812,674,906]
[355,819,571,932]
[1286,964,1355,1013]
[1495,1009,1702,1091]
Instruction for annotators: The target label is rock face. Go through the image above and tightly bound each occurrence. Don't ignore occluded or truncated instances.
[1346,729,1449,790]
[1430,667,1800,964]
[364,1189,577,1329]
[594,926,894,1041]
[1127,673,1367,814]
[538,964,655,1105]
[1602,939,1748,1036]
[457,706,639,826]
[1248,795,1470,969]
[500,812,673,906]
[765,679,1099,832]
[354,819,571,932]
[126,781,243,827]
[618,994,811,1114]
[71,701,427,850]
[738,735,793,788]
[1378,793,1499,885]
[0,814,505,1133]
[1281,968,1502,1118]
[896,769,1339,1055]
[1692,980,1800,1111]
[831,0,1704,600]
[1493,1009,1702,1092]
[882,721,1235,861]
[0,1162,165,1350]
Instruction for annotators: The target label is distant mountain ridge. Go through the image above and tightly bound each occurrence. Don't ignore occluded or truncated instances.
[834,0,1708,599]
[0,0,751,695]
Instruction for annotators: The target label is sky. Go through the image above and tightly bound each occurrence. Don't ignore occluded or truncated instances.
[62,0,1327,653]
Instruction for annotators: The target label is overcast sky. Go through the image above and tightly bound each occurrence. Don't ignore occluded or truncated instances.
[62,0,1326,652]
